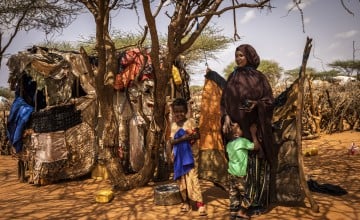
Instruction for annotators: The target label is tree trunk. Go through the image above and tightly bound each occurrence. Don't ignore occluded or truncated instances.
[86,1,158,189]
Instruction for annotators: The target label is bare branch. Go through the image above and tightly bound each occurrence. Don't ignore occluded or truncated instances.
[340,0,355,16]
[282,0,305,33]
[232,0,240,41]
[0,7,28,55]
[294,0,306,33]
[142,0,160,67]
[152,0,164,17]
[185,0,271,19]
[110,0,120,10]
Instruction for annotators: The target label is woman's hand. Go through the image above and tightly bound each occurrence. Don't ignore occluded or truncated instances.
[253,140,261,151]
[249,123,257,135]
[250,123,260,151]
[222,115,232,135]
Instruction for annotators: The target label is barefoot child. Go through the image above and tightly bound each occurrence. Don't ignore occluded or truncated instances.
[225,122,260,219]
[169,98,207,216]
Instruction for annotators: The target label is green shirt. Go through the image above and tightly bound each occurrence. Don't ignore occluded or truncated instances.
[226,137,254,177]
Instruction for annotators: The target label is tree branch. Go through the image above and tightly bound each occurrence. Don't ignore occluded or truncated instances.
[185,0,271,19]
[0,6,29,56]
[340,0,355,16]
[142,0,160,70]
[152,0,164,17]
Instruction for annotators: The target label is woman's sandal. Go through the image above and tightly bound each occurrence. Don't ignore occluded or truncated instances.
[180,203,190,212]
[198,206,207,216]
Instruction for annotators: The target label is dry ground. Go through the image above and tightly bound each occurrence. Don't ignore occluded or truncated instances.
[0,130,359,220]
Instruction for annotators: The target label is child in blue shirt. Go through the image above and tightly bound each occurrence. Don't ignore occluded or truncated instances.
[169,98,207,216]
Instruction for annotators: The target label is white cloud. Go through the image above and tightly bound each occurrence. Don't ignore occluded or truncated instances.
[304,17,311,24]
[287,51,296,57]
[335,30,359,39]
[240,10,256,24]
[328,42,340,50]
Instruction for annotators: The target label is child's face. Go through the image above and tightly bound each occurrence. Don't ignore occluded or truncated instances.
[231,123,243,138]
[172,105,187,123]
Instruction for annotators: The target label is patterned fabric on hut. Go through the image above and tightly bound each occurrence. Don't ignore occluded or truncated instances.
[63,122,96,179]
[75,96,96,128]
[113,80,154,172]
[7,46,96,107]
[27,122,96,184]
[32,131,68,184]
[129,115,146,172]
[198,70,228,186]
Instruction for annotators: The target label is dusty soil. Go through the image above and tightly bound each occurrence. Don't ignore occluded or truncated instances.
[0,130,359,220]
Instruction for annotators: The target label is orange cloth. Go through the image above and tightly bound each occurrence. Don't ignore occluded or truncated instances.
[198,78,224,151]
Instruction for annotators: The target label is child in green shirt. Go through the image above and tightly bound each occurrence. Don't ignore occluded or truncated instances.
[226,122,260,219]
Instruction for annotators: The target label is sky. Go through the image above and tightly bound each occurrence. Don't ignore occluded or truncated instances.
[1,0,359,87]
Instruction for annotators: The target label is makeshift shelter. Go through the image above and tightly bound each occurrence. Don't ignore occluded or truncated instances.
[6,45,192,184]
[7,46,97,184]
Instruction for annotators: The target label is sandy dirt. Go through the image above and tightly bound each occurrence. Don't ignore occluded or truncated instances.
[0,130,359,220]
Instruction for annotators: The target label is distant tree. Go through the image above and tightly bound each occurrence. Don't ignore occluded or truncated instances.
[223,60,283,88]
[328,60,360,78]
[223,61,236,79]
[38,41,78,51]
[0,87,14,99]
[284,67,317,83]
[0,0,83,66]
[181,25,232,69]
[190,85,203,94]
[258,60,283,89]
[313,70,340,80]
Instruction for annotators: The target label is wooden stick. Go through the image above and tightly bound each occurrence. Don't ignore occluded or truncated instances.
[296,37,319,213]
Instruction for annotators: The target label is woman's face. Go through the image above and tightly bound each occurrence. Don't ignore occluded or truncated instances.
[235,50,247,67]
[172,105,187,123]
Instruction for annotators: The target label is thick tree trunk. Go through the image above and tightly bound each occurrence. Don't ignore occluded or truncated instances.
[87,1,158,189]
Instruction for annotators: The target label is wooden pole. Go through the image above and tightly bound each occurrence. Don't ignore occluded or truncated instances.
[296,37,319,213]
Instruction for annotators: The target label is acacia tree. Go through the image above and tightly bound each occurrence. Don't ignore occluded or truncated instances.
[258,60,283,89]
[328,60,360,77]
[0,0,82,66]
